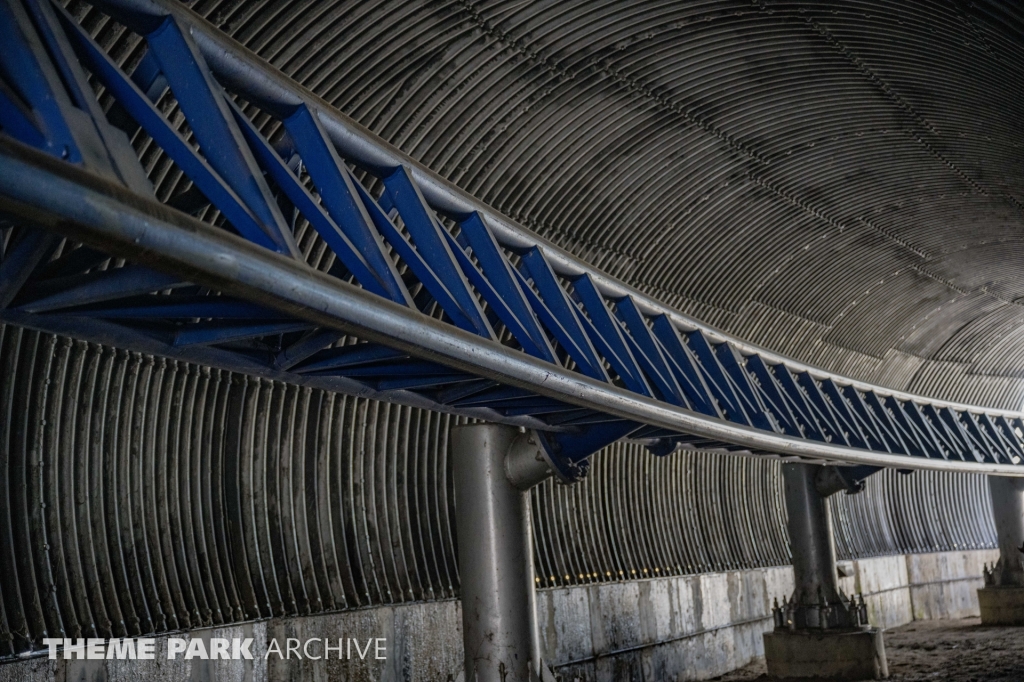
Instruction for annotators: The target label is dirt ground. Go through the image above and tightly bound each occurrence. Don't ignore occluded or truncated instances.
[710,617,1024,681]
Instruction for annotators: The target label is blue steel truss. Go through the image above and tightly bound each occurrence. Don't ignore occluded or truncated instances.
[1,0,1023,481]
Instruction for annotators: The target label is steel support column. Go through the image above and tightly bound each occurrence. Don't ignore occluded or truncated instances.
[985,476,1024,587]
[784,463,845,619]
[451,424,554,682]
[979,476,1024,624]
[764,463,886,681]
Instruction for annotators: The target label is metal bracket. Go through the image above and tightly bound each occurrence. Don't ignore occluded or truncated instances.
[815,464,881,497]
[504,429,558,490]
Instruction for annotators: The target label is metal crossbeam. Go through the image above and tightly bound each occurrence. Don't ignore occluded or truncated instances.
[1,0,1023,480]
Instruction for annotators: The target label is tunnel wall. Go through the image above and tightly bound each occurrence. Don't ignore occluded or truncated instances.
[0,548,997,682]
[0,323,998,662]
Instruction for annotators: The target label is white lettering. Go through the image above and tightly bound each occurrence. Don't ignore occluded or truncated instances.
[233,638,253,660]
[39,635,386,662]
[209,638,230,660]
[324,639,343,659]
[185,638,208,660]
[107,639,136,659]
[167,638,187,659]
[137,639,156,660]
[353,639,372,660]
[64,638,86,660]
[303,638,321,660]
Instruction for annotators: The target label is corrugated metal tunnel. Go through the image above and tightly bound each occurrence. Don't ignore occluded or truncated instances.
[0,324,997,659]
[1,0,1023,679]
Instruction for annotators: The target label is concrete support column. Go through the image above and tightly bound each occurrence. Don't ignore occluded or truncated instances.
[451,424,552,682]
[979,476,1024,624]
[764,463,887,680]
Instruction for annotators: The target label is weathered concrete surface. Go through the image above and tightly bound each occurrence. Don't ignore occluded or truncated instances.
[978,586,1024,625]
[0,607,457,682]
[263,602,463,682]
[0,549,998,681]
[908,550,997,621]
[763,628,887,680]
[540,566,794,682]
[833,550,998,628]
[838,554,912,630]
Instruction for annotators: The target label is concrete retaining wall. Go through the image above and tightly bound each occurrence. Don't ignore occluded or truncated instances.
[0,549,997,682]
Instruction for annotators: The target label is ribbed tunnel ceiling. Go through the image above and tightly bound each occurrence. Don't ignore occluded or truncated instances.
[169,0,1024,408]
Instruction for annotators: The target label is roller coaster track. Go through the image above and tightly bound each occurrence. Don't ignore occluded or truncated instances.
[2,0,1023,479]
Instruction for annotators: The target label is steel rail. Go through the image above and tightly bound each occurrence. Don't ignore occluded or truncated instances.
[3,139,1022,476]
[86,0,1024,421]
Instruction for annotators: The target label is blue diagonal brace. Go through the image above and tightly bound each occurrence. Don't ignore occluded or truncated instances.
[994,416,1024,462]
[279,105,410,304]
[979,414,1016,464]
[770,365,828,442]
[934,406,980,461]
[142,15,298,257]
[0,0,80,161]
[443,227,556,361]
[882,396,933,457]
[516,247,608,382]
[231,101,409,304]
[744,355,802,437]
[66,298,291,319]
[686,330,753,426]
[903,402,957,460]
[648,316,721,418]
[817,379,871,450]
[0,227,58,308]
[843,385,905,454]
[795,373,852,447]
[273,329,342,370]
[174,321,314,347]
[959,411,1000,463]
[570,275,652,396]
[0,77,46,148]
[455,212,556,362]
[355,181,494,338]
[37,0,152,193]
[714,344,776,432]
[377,166,493,338]
[61,17,291,254]
[921,404,973,460]
[18,264,183,312]
[614,297,688,406]
[293,344,407,374]
[861,393,915,455]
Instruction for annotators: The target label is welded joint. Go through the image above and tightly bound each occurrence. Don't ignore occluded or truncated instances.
[815,464,880,498]
[504,430,560,490]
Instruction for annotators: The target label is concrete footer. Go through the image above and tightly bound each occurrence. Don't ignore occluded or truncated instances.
[764,628,888,680]
[978,586,1024,625]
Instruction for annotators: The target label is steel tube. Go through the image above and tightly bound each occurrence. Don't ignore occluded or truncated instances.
[451,424,539,682]
[3,140,1024,474]
[84,0,1024,421]
[988,476,1024,586]
[783,463,841,607]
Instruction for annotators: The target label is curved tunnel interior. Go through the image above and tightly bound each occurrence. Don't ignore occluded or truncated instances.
[0,0,1023,677]
[158,0,1024,409]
